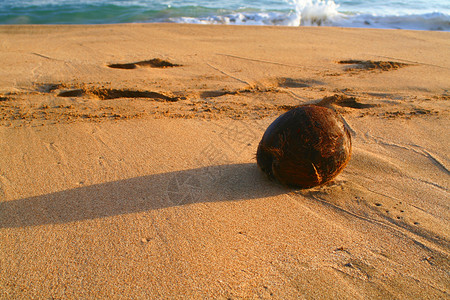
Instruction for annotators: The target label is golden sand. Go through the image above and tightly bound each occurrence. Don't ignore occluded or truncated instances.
[0,24,449,298]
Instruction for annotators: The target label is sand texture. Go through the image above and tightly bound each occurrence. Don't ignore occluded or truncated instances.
[0,24,449,299]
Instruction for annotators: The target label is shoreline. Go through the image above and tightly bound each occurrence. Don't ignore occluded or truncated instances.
[1,21,450,31]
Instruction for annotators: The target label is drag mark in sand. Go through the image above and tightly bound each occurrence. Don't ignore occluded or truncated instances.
[216,53,303,68]
[421,150,450,176]
[205,62,251,86]
[368,135,450,176]
[31,52,66,62]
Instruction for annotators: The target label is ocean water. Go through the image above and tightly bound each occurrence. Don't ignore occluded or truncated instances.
[1,0,450,31]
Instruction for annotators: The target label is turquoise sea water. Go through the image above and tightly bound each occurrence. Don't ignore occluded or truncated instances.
[1,0,450,31]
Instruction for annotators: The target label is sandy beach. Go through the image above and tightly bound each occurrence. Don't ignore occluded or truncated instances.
[0,24,449,298]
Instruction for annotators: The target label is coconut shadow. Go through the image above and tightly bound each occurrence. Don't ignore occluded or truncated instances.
[0,163,286,228]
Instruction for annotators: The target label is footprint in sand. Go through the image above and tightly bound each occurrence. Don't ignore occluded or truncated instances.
[338,59,411,72]
[58,87,180,102]
[107,58,180,70]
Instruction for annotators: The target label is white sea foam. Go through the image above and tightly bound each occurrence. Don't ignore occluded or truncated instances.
[288,0,341,26]
[169,1,450,32]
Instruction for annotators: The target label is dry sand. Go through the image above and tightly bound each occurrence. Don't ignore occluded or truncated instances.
[0,24,449,298]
